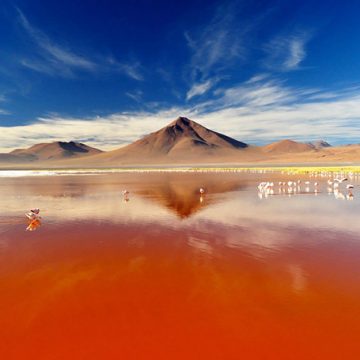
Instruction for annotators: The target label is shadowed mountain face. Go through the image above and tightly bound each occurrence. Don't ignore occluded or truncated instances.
[7,141,102,162]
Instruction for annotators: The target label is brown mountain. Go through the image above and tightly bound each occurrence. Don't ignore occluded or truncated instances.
[114,116,247,155]
[5,141,102,163]
[77,116,250,165]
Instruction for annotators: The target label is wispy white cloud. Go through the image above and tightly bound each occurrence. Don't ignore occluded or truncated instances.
[284,37,307,69]
[184,3,249,80]
[126,90,143,102]
[16,8,144,81]
[107,56,144,81]
[17,8,96,76]
[264,32,310,71]
[20,58,62,76]
[212,79,298,108]
[118,63,144,81]
[186,79,218,100]
[245,73,270,84]
[0,95,10,115]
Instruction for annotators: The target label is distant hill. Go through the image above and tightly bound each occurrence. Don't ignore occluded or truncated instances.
[1,141,102,163]
[262,139,314,153]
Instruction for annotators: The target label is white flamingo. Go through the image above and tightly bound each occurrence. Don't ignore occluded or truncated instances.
[25,208,41,220]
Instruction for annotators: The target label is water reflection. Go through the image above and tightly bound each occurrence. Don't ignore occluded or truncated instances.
[134,174,244,218]
[1,172,360,359]
[26,218,42,231]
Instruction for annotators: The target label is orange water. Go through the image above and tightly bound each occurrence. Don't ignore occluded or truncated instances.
[1,173,360,359]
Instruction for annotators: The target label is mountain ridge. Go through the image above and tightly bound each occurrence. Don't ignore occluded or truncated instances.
[0,117,359,166]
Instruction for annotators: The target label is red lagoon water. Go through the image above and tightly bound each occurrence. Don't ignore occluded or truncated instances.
[0,172,360,359]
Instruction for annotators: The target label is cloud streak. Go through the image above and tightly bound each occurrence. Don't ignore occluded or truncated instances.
[16,8,144,80]
[126,90,143,102]
[17,8,96,76]
[184,2,249,81]
[264,32,310,71]
[186,79,217,100]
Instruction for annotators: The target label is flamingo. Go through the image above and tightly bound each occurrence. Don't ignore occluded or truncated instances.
[334,177,348,184]
[25,208,41,220]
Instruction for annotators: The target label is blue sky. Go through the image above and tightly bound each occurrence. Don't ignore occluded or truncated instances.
[0,0,360,151]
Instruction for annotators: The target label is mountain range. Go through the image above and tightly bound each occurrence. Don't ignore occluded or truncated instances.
[0,116,359,167]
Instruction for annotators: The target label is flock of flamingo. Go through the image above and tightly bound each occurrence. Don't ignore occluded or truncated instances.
[258,176,355,200]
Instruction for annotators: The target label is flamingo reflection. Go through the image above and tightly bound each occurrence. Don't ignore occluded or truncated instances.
[26,218,42,231]
[122,190,130,202]
[25,208,42,231]
[346,184,354,200]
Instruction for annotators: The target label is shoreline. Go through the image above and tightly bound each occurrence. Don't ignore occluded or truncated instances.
[1,164,360,176]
